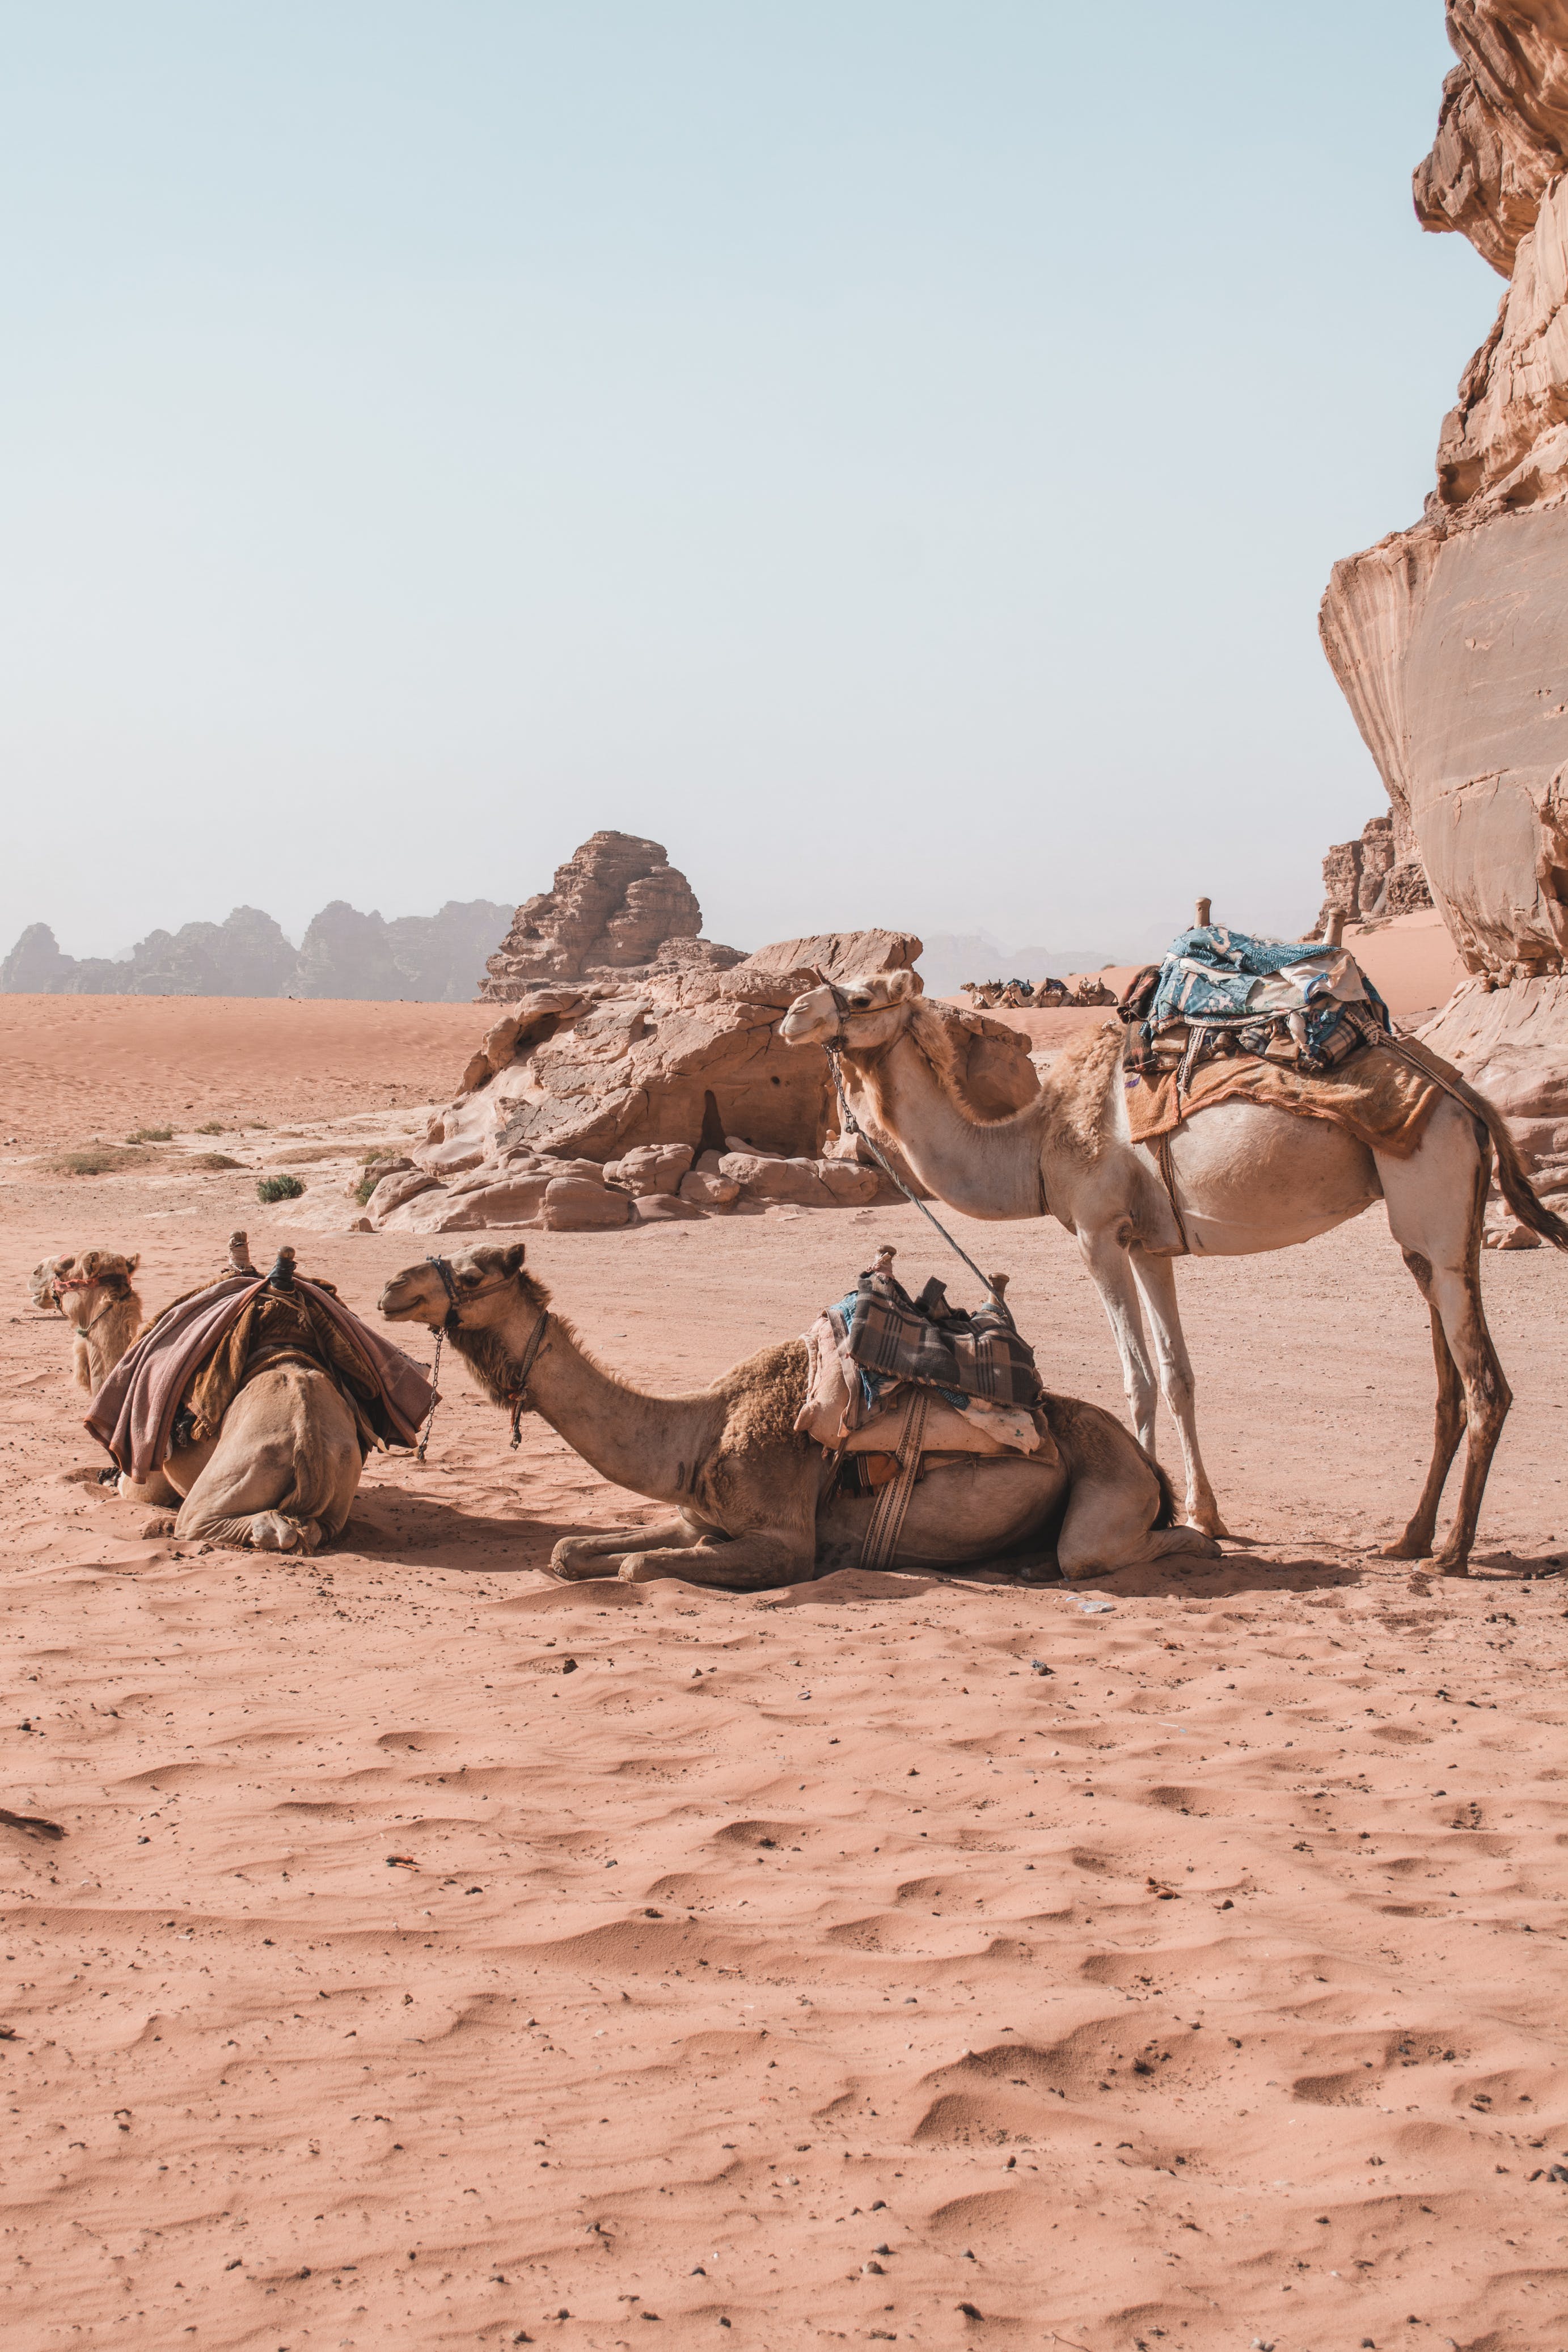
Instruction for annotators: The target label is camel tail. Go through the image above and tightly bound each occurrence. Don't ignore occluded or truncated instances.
[1490,1109,1568,1248]
[1393,1035,1568,1252]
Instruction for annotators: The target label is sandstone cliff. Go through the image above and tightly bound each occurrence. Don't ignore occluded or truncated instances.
[480,831,741,998]
[1320,1,1568,1228]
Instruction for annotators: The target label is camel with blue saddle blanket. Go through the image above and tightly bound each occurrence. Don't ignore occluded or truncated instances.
[780,904,1568,1573]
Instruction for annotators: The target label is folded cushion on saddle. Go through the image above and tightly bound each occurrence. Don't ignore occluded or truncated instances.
[85,1273,435,1482]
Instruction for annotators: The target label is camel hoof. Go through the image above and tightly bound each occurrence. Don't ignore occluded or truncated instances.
[548,1540,622,1582]
[618,1556,665,1583]
[1185,1510,1232,1540]
[1381,1533,1432,1560]
[140,1514,176,1539]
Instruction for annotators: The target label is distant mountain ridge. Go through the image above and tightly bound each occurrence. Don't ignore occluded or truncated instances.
[1,899,515,1003]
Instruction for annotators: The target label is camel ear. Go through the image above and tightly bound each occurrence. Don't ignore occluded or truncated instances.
[885,968,920,1002]
[500,1243,527,1276]
[126,1254,140,1275]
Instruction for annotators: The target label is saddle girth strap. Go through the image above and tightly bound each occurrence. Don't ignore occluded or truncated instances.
[858,1387,931,1573]
[1153,1129,1191,1259]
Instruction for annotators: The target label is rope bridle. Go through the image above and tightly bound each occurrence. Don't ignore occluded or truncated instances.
[807,973,1013,1304]
[53,1274,131,1337]
[415,1256,550,1460]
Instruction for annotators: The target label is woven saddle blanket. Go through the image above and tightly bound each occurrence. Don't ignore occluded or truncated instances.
[1121,924,1393,1084]
[86,1273,435,1484]
[796,1258,1049,1462]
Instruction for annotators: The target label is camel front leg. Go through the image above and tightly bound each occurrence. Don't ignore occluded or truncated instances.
[1129,1247,1229,1537]
[1077,1225,1160,1455]
[550,1518,705,1580]
[615,1527,815,1592]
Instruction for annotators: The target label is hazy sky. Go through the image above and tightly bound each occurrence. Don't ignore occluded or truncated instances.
[0,2,1497,962]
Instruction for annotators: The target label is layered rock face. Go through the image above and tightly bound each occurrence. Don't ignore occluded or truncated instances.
[1320,2,1568,1226]
[365,929,1042,1234]
[480,832,741,998]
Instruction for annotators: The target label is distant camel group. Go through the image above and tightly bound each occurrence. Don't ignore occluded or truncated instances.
[960,974,1116,1009]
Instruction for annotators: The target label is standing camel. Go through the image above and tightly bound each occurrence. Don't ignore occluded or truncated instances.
[378,1244,1218,1587]
[780,970,1568,1572]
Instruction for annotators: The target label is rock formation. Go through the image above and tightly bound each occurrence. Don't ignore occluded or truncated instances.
[364,929,1042,1234]
[480,832,741,998]
[2,900,514,1001]
[1316,810,1434,933]
[1319,2,1568,1230]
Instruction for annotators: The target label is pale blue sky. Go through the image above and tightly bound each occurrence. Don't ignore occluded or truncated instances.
[0,2,1497,961]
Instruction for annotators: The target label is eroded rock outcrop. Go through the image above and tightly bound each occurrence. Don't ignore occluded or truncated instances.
[1317,811,1433,932]
[480,831,741,998]
[1320,2,1568,1230]
[367,929,1041,1234]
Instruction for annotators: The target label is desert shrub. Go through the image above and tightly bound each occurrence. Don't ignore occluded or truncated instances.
[53,1146,139,1177]
[126,1126,174,1143]
[256,1173,306,1203]
[352,1170,386,1206]
[195,1120,225,1135]
[194,1152,243,1172]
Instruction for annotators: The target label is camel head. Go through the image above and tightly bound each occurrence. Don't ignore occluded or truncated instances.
[53,1249,141,1310]
[378,1243,546,1336]
[29,1256,67,1311]
[779,967,923,1056]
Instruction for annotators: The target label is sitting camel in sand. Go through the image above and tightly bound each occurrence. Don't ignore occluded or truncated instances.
[67,1240,364,1552]
[378,1244,1217,1589]
[780,969,1568,1573]
[50,1251,145,1392]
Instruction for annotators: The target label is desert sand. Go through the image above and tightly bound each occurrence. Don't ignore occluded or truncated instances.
[4,998,1567,2350]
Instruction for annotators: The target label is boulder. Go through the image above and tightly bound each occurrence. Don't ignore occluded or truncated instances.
[605,1142,695,1195]
[630,1191,708,1222]
[542,1177,632,1230]
[717,1151,878,1208]
[367,1168,442,1219]
[680,1169,741,1207]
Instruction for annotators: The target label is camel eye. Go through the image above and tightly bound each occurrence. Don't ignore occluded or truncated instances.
[847,991,872,1010]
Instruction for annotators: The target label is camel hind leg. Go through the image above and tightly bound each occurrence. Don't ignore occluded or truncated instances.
[1377,1101,1511,1574]
[171,1369,361,1554]
[1052,1399,1221,1581]
[1381,1286,1467,1562]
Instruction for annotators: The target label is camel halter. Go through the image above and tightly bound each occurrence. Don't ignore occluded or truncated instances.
[806,967,1015,1304]
[416,1257,550,1459]
[53,1275,130,1335]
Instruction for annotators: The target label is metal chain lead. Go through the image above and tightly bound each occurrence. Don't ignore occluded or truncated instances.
[825,1046,1003,1302]
[415,1325,444,1463]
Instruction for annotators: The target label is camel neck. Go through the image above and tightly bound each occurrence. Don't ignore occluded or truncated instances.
[460,1308,707,1508]
[850,1029,1047,1222]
